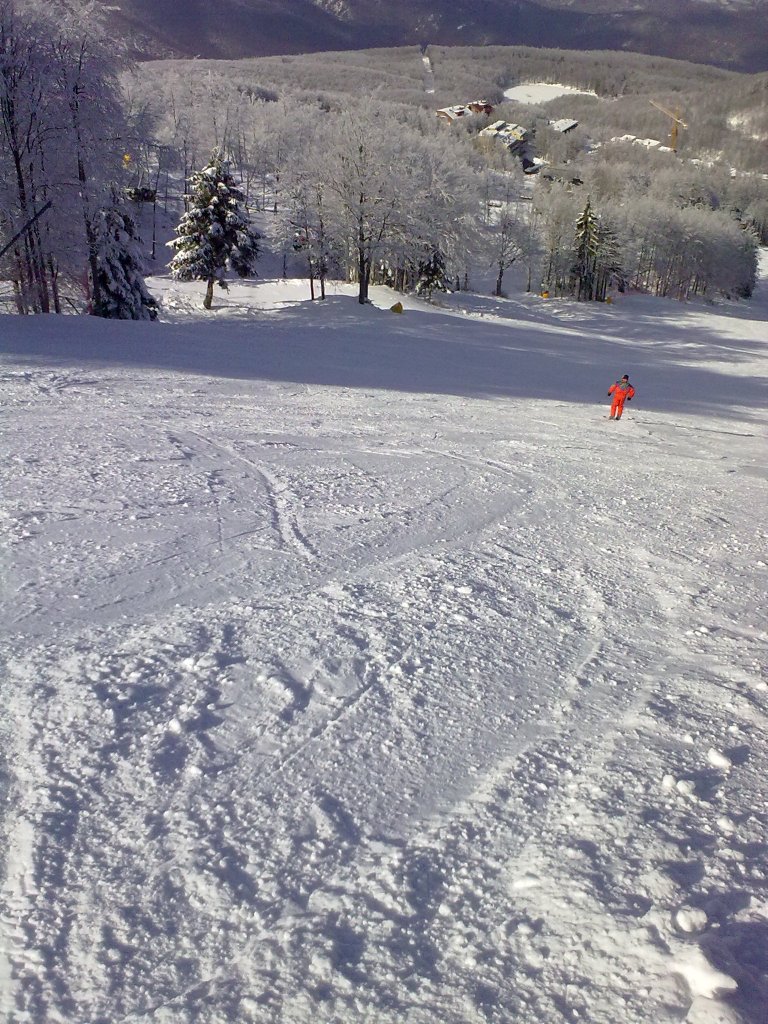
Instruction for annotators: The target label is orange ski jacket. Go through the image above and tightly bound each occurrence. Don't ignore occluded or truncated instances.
[608,380,635,401]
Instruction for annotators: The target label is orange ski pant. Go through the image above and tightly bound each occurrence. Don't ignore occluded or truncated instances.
[610,395,627,418]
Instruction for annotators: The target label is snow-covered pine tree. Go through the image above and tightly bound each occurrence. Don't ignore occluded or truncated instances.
[168,150,260,309]
[416,247,450,298]
[593,220,622,301]
[572,198,600,301]
[569,198,623,301]
[93,199,158,320]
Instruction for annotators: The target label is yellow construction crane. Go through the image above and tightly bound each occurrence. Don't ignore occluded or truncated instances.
[649,100,688,152]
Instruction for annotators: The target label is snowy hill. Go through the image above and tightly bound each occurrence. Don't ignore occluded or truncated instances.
[1,265,767,1023]
[104,0,768,72]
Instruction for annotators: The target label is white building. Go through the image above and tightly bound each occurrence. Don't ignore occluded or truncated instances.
[549,118,578,134]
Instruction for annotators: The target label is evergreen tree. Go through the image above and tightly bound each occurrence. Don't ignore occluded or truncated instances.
[93,199,158,320]
[168,150,260,309]
[572,198,600,301]
[593,221,623,301]
[571,198,622,301]
[416,247,449,298]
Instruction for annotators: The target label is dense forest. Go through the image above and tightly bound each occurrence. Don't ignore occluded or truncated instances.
[1,0,767,317]
[80,0,768,74]
[136,45,768,173]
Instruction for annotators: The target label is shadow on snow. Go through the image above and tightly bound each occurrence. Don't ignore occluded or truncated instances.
[1,284,766,422]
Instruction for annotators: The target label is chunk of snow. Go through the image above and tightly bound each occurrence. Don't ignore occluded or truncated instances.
[684,995,743,1024]
[672,948,738,998]
[674,907,708,933]
[716,815,736,833]
[512,873,541,891]
[707,748,732,770]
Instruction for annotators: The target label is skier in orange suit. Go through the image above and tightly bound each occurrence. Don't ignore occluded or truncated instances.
[607,374,635,419]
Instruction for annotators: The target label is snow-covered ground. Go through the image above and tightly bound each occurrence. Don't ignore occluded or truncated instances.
[421,53,436,95]
[1,265,767,1024]
[503,83,596,105]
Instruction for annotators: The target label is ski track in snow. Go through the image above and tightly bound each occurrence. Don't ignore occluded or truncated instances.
[1,276,767,1024]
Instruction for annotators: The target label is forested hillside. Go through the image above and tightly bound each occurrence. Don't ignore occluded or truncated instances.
[126,44,768,303]
[1,0,767,318]
[136,44,768,169]
[100,0,768,73]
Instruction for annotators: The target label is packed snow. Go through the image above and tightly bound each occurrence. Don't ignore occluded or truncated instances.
[1,260,767,1024]
[503,83,596,105]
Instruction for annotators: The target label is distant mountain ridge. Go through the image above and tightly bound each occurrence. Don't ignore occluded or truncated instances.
[101,0,768,72]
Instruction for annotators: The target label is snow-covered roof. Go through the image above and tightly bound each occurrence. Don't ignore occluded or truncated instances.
[611,133,672,152]
[436,105,470,120]
[549,118,578,133]
[479,120,529,148]
[436,101,494,121]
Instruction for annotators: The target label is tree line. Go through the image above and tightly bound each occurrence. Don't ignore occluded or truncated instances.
[0,0,159,317]
[1,2,764,318]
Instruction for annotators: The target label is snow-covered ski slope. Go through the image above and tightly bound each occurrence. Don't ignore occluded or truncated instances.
[1,268,767,1024]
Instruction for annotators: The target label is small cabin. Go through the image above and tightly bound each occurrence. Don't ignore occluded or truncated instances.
[436,100,494,123]
[549,118,578,134]
[466,100,494,115]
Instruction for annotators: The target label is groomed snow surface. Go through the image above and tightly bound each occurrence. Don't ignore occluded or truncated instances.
[503,84,596,105]
[1,266,767,1024]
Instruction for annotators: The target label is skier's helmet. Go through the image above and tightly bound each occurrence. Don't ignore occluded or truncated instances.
[621,374,629,380]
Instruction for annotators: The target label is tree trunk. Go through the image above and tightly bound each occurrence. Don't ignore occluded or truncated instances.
[355,205,371,304]
[16,241,35,312]
[317,206,327,299]
[8,126,50,312]
[12,278,26,314]
[30,219,51,313]
[495,265,504,296]
[75,146,101,317]
[49,259,61,314]
[204,277,214,309]
[357,250,370,304]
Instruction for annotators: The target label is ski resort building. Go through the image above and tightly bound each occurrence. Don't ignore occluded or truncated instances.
[549,118,579,133]
[436,100,494,123]
[478,120,529,154]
